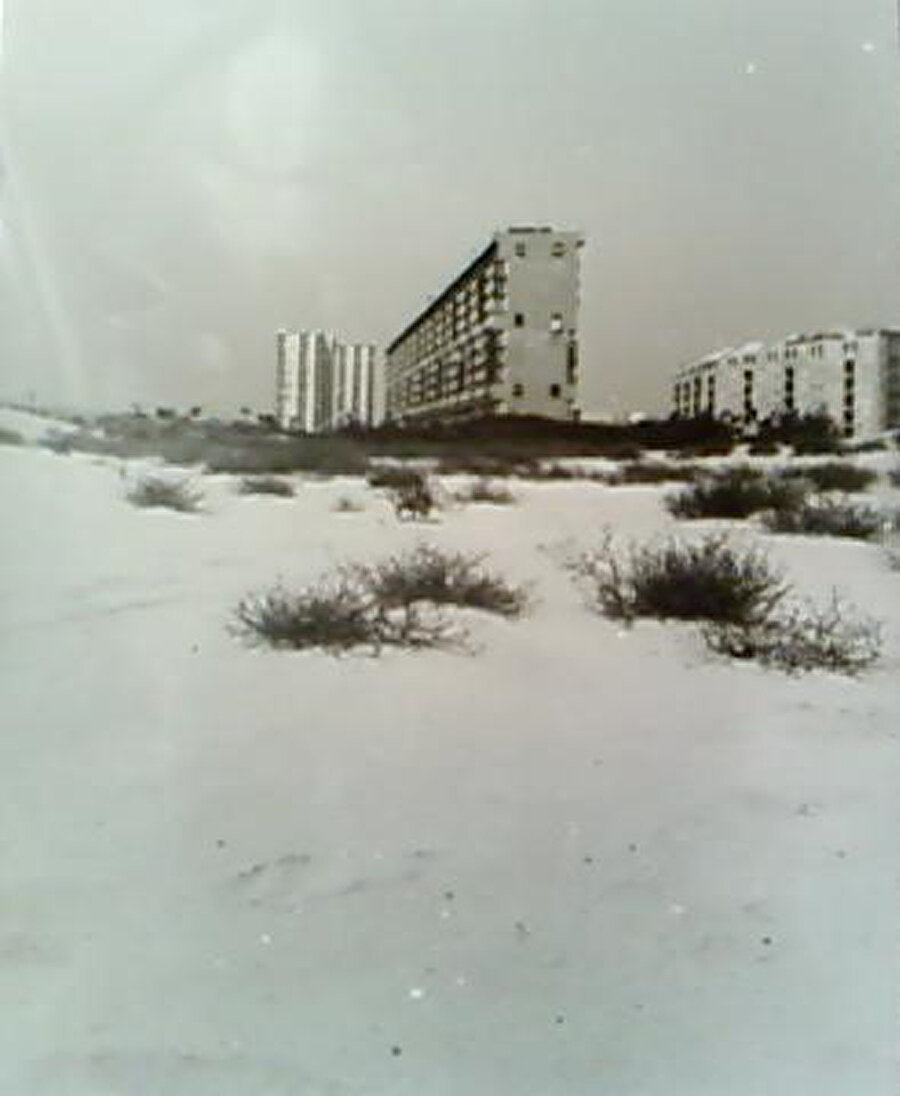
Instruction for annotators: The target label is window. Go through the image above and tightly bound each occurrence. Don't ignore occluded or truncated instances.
[514,313,525,327]
[550,313,563,334]
[549,384,561,398]
[515,243,526,258]
[512,383,524,398]
[551,242,566,257]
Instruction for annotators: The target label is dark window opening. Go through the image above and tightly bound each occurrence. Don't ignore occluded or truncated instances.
[514,313,525,327]
[515,243,526,258]
[512,383,524,398]
[549,384,561,398]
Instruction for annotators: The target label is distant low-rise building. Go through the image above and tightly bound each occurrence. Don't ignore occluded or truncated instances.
[385,226,585,425]
[672,329,900,438]
[275,330,377,432]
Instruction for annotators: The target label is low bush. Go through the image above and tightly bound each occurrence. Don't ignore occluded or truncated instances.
[0,427,25,446]
[781,462,877,493]
[761,498,887,540]
[673,441,736,460]
[703,594,882,676]
[607,461,701,486]
[436,455,527,477]
[456,478,517,505]
[845,438,888,454]
[667,468,806,520]
[234,577,458,654]
[367,466,427,490]
[362,544,530,618]
[126,476,202,513]
[567,533,787,625]
[748,439,780,456]
[233,545,528,654]
[238,475,295,498]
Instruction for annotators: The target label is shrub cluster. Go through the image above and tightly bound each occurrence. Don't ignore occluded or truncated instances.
[126,476,202,513]
[568,533,787,625]
[761,498,888,540]
[0,427,25,447]
[238,475,295,497]
[781,462,877,493]
[364,544,530,618]
[667,467,805,520]
[606,462,701,486]
[367,466,428,490]
[703,595,882,676]
[564,531,882,675]
[234,545,529,654]
[455,478,517,505]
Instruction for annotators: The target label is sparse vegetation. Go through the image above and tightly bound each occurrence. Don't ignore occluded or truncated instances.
[234,577,458,654]
[126,476,203,513]
[367,466,429,490]
[748,439,780,456]
[761,498,888,540]
[606,461,701,486]
[667,467,806,520]
[564,530,882,675]
[233,545,528,654]
[703,595,882,676]
[781,462,877,494]
[456,478,517,505]
[238,476,295,498]
[567,533,788,625]
[0,427,25,446]
[362,544,530,619]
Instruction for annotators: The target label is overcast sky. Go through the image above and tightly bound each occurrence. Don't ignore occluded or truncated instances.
[1,0,899,417]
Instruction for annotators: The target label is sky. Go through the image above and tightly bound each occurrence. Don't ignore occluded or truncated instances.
[1,0,899,418]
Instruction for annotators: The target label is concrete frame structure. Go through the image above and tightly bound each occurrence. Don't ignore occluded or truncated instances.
[673,329,900,438]
[276,330,377,432]
[385,226,584,424]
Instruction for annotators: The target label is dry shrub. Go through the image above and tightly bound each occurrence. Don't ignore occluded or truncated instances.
[761,498,889,540]
[126,476,202,512]
[238,476,295,497]
[363,544,530,619]
[782,462,877,493]
[667,467,806,520]
[456,478,517,505]
[567,533,787,625]
[233,545,529,654]
[703,595,882,676]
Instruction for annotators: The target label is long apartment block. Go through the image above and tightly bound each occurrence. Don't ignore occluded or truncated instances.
[275,330,377,432]
[385,227,585,424]
[673,328,900,438]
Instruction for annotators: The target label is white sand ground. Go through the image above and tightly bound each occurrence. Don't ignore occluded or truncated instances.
[1,415,898,1095]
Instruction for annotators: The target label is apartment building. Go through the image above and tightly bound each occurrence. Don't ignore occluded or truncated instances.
[275,330,377,432]
[673,329,900,438]
[385,227,584,424]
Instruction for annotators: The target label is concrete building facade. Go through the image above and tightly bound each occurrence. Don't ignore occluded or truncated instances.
[673,329,900,438]
[385,226,584,424]
[276,330,377,432]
